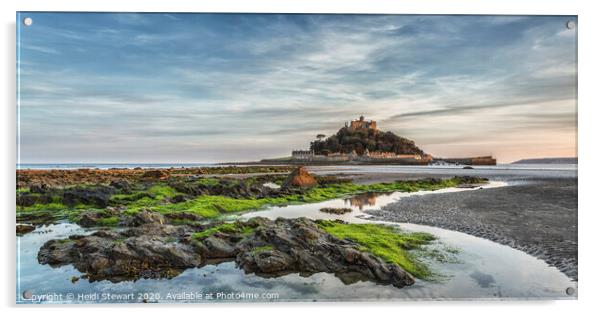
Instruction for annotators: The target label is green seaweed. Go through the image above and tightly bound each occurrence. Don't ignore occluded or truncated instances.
[95,216,120,227]
[317,220,436,279]
[251,245,274,254]
[192,222,255,240]
[17,176,484,225]
[197,177,220,186]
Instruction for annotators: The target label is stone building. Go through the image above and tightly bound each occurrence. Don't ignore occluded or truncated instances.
[349,115,377,131]
[291,150,314,161]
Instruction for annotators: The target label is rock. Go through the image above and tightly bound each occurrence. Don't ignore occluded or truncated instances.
[16,194,38,207]
[243,250,294,274]
[77,212,104,228]
[38,230,202,282]
[169,194,188,203]
[17,193,54,207]
[320,207,353,215]
[62,186,115,208]
[16,224,35,235]
[29,183,49,194]
[142,169,169,180]
[109,179,131,191]
[164,212,203,223]
[71,276,79,283]
[202,236,236,258]
[37,217,415,288]
[127,210,165,226]
[282,167,317,188]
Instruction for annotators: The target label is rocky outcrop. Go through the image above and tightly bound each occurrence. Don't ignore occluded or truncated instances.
[29,183,50,194]
[16,224,35,235]
[126,209,166,226]
[77,207,122,228]
[62,186,115,208]
[16,166,294,188]
[37,217,415,287]
[143,169,169,180]
[283,167,317,188]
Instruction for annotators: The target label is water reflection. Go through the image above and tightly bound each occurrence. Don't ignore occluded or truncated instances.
[344,192,381,210]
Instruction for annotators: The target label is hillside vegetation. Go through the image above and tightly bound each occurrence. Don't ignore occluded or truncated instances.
[309,126,425,156]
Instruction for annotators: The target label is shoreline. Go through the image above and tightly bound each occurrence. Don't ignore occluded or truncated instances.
[361,177,577,280]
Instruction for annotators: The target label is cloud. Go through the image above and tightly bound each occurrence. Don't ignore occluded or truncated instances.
[17,14,577,163]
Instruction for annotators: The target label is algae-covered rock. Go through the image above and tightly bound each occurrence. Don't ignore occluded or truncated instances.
[37,217,416,287]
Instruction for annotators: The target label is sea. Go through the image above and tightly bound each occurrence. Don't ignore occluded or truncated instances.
[16,163,577,172]
[16,163,219,170]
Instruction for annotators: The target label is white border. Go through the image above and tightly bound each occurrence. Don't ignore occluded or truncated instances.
[2,0,600,315]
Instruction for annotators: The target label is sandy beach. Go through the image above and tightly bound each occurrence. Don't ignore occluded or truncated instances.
[308,165,578,280]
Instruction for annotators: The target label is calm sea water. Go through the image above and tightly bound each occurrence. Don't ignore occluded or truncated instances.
[16,163,218,170]
[16,163,577,171]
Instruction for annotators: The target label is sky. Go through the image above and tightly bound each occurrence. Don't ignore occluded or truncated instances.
[17,13,577,163]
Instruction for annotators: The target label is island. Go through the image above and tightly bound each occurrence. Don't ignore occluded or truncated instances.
[260,116,496,165]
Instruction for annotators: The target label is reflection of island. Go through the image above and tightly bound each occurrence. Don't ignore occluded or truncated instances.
[345,192,380,210]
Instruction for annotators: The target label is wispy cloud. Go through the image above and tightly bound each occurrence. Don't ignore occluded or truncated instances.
[17,13,577,163]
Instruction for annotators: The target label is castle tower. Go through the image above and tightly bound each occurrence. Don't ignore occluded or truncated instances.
[349,115,377,131]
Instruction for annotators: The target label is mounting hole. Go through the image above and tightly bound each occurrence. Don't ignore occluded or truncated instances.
[566,20,576,30]
[23,17,33,26]
[566,287,576,296]
[22,290,32,299]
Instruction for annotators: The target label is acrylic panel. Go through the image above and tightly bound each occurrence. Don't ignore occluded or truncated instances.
[16,12,578,303]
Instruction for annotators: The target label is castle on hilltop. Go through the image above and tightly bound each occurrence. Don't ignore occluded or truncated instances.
[346,115,377,131]
[263,114,495,165]
[288,115,432,164]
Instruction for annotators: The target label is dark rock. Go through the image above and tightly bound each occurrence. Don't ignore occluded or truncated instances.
[164,212,203,223]
[109,179,131,192]
[38,229,202,282]
[30,183,50,194]
[202,236,237,258]
[17,193,54,207]
[142,169,168,180]
[169,194,188,203]
[62,186,115,208]
[37,217,415,288]
[16,194,38,207]
[16,224,35,235]
[126,210,165,227]
[77,212,106,228]
[320,207,353,215]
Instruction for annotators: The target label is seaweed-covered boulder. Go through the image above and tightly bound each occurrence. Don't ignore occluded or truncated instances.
[282,167,317,188]
[37,217,416,288]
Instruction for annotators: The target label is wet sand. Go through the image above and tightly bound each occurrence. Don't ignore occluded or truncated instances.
[308,165,578,280]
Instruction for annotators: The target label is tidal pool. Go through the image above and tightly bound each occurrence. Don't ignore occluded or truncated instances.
[16,181,576,303]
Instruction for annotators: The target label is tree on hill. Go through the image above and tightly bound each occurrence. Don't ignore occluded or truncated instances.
[309,126,425,156]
